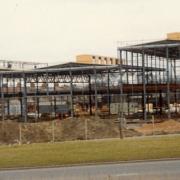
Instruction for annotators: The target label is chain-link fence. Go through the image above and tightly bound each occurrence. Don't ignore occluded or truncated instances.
[0,116,143,145]
[0,115,180,145]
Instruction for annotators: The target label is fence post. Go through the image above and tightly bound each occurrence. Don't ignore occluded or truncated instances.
[52,120,55,143]
[85,118,88,140]
[19,123,22,145]
[152,115,155,135]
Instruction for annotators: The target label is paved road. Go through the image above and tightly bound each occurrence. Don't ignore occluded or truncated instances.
[0,160,180,180]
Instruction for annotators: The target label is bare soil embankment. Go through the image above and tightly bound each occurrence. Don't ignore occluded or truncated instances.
[0,117,141,144]
[1,117,180,144]
[136,119,180,135]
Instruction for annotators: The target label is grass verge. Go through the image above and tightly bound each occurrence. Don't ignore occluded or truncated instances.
[0,136,180,169]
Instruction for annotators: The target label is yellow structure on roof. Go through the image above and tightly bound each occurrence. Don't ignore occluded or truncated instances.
[76,54,121,65]
[167,32,180,40]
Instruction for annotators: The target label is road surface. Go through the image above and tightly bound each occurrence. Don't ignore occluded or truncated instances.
[0,160,180,180]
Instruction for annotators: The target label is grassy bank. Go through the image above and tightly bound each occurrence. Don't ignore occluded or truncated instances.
[0,136,180,169]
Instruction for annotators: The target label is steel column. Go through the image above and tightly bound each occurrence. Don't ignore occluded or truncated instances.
[142,50,147,121]
[0,75,4,121]
[22,73,27,122]
[69,69,74,118]
[166,47,171,119]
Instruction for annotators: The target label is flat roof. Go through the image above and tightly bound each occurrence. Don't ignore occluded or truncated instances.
[40,62,105,69]
[118,39,180,59]
[0,63,165,78]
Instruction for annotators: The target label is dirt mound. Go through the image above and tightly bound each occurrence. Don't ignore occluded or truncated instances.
[2,118,180,144]
[136,119,180,135]
[60,117,142,141]
[0,121,19,144]
[0,117,141,144]
[0,121,53,144]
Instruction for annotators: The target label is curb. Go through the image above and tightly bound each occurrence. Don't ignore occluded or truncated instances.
[0,158,180,171]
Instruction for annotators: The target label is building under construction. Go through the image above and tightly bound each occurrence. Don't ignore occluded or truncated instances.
[0,33,180,122]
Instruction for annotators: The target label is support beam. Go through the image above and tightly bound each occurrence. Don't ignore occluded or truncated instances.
[166,47,171,119]
[53,76,57,119]
[94,67,98,118]
[22,74,27,122]
[46,71,49,96]
[6,78,9,117]
[0,75,4,121]
[173,59,177,113]
[13,77,15,94]
[142,50,147,121]
[35,75,39,119]
[118,50,124,139]
[107,70,111,115]
[69,69,74,118]
[154,50,158,115]
[88,75,92,116]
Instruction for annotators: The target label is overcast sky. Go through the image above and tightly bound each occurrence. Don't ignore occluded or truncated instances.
[0,0,180,65]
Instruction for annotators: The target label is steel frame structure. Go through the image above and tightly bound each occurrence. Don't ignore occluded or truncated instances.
[118,39,180,120]
[0,40,180,122]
